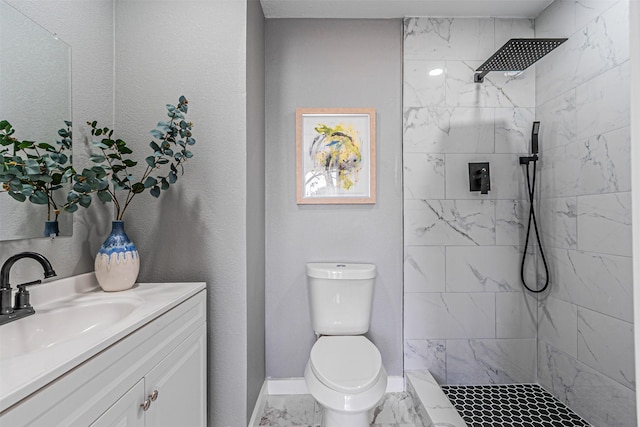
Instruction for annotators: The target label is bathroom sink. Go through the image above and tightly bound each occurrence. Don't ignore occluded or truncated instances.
[0,298,140,359]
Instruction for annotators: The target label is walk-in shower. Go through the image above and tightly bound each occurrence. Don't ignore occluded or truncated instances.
[474,38,567,83]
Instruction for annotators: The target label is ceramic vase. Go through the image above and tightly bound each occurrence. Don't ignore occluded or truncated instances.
[95,221,140,292]
[43,220,59,237]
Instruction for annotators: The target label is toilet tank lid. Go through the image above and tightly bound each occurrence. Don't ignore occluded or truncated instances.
[306,263,376,280]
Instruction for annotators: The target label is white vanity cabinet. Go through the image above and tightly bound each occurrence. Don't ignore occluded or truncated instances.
[0,286,206,427]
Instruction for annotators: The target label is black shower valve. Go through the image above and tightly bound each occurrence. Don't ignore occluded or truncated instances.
[469,162,491,194]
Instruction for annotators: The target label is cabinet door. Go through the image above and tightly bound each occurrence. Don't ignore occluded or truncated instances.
[144,323,207,427]
[90,379,145,427]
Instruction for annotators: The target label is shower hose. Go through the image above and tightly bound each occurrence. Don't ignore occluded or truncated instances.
[520,158,550,293]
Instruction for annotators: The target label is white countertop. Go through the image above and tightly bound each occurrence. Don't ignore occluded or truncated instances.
[0,273,205,412]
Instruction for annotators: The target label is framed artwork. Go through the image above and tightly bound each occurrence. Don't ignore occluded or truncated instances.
[296,108,376,204]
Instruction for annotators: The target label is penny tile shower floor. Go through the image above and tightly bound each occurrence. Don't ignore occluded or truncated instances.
[256,392,422,427]
[442,383,591,427]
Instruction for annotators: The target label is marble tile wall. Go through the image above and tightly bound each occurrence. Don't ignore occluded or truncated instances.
[403,3,635,425]
[534,0,635,425]
[402,17,538,386]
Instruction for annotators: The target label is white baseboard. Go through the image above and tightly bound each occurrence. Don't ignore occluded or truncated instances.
[267,376,405,395]
[248,379,268,427]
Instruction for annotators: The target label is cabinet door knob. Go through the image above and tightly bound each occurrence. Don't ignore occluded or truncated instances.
[140,399,151,411]
[150,390,159,401]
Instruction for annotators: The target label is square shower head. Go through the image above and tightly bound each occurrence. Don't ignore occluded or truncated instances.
[474,38,567,83]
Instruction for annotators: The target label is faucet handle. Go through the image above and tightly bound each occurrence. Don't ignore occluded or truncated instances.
[14,280,41,310]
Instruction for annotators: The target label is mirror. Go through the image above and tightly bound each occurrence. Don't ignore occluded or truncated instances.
[0,0,72,240]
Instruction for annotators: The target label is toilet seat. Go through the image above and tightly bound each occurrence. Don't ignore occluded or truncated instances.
[309,336,382,394]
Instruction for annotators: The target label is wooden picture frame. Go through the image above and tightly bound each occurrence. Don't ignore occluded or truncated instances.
[296,108,376,204]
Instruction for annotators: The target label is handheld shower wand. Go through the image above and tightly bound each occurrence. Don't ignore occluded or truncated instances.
[519,121,550,293]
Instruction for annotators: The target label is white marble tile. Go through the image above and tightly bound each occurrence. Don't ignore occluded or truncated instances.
[536,89,577,151]
[494,18,534,48]
[404,246,445,292]
[404,340,446,384]
[406,370,466,427]
[446,61,535,108]
[535,0,577,38]
[496,292,537,339]
[576,192,632,256]
[445,154,525,200]
[445,246,522,292]
[404,292,495,339]
[577,308,635,389]
[404,17,494,61]
[403,153,445,200]
[258,394,320,426]
[547,248,633,322]
[370,393,422,426]
[404,60,446,108]
[446,338,537,384]
[540,127,631,197]
[404,199,495,246]
[538,341,636,427]
[539,196,578,250]
[538,296,578,357]
[575,61,630,141]
[496,199,526,245]
[494,107,535,153]
[574,0,621,30]
[403,107,495,154]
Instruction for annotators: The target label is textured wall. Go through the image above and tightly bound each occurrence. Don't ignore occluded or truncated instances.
[0,0,114,284]
[535,0,635,425]
[402,17,537,385]
[114,0,262,425]
[265,19,404,378]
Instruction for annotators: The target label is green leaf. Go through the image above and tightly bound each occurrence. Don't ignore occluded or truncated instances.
[143,176,157,188]
[168,171,177,184]
[149,141,161,151]
[150,129,164,139]
[37,142,56,151]
[160,178,169,190]
[131,182,145,194]
[8,192,26,202]
[97,189,112,203]
[91,154,106,163]
[73,181,91,193]
[123,159,137,167]
[29,190,49,205]
[145,156,156,167]
[79,194,92,208]
[64,203,78,213]
[150,186,160,198]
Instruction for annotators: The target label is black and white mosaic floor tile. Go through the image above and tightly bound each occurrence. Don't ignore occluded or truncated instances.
[441,384,591,427]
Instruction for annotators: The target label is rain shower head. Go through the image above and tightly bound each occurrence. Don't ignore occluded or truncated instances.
[474,38,567,83]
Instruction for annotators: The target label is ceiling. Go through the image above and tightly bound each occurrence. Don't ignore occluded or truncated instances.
[259,0,556,19]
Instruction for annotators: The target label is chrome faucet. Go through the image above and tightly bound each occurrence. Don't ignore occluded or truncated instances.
[0,252,56,325]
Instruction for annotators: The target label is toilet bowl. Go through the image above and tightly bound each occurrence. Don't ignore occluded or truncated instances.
[304,336,387,426]
[304,263,387,426]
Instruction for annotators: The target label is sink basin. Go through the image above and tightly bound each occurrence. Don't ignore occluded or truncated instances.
[0,298,140,359]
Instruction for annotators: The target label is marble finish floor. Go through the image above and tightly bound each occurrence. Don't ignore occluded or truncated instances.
[255,392,422,427]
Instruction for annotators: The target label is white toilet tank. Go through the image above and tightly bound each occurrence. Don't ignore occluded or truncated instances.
[306,263,376,336]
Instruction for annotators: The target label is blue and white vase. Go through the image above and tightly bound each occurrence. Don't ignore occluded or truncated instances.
[94,221,140,292]
[43,220,59,237]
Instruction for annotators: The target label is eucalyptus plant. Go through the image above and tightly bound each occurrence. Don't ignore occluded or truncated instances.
[65,96,195,220]
[0,120,73,221]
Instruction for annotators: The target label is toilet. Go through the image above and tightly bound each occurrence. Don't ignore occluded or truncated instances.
[304,263,387,427]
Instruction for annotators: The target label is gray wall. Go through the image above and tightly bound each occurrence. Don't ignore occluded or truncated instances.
[535,0,635,425]
[113,1,264,425]
[265,19,404,378]
[246,0,266,419]
[0,0,114,284]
